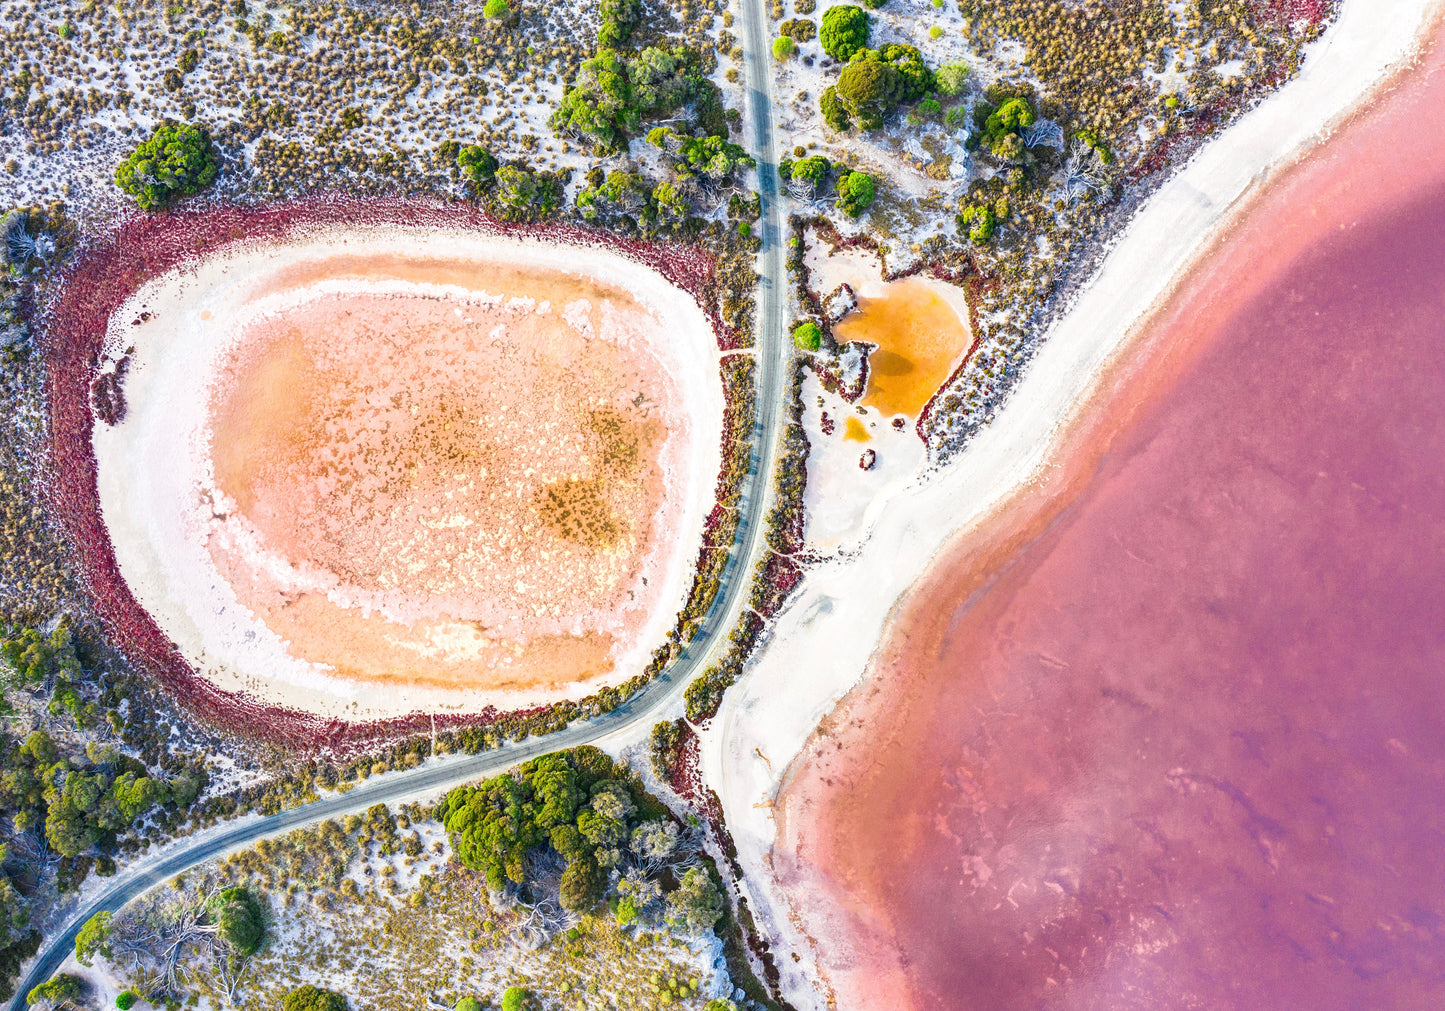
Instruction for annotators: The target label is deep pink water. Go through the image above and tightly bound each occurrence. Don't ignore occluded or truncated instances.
[781,25,1445,1011]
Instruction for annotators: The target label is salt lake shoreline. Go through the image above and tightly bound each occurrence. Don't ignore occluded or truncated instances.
[702,1,1445,1006]
[91,225,725,722]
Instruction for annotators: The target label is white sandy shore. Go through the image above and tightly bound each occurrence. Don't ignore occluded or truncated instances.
[93,226,723,721]
[703,2,1445,1006]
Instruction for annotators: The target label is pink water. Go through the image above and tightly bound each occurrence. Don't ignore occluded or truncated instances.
[779,25,1445,1011]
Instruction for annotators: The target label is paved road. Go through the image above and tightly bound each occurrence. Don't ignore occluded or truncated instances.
[11,9,789,1007]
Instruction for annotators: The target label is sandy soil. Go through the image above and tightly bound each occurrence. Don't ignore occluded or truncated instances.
[92,227,723,721]
[703,1,1445,1006]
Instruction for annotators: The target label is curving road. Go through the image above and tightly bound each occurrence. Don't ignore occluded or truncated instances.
[10,5,788,1007]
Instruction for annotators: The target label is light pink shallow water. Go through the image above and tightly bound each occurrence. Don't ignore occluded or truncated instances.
[780,27,1445,1011]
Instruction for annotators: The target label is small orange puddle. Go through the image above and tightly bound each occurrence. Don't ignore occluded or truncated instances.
[843,417,872,442]
[833,278,971,418]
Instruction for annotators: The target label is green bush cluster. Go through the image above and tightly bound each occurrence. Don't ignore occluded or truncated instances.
[834,171,876,217]
[27,973,82,1008]
[113,121,218,211]
[791,321,822,351]
[826,44,932,131]
[552,47,715,154]
[282,984,347,1011]
[820,4,869,61]
[598,0,641,48]
[438,747,669,911]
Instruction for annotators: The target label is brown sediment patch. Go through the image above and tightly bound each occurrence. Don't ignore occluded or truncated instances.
[831,278,971,419]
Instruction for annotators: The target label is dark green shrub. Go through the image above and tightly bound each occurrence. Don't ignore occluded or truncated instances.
[819,4,869,61]
[115,992,137,1010]
[457,144,498,184]
[835,171,875,217]
[599,0,641,47]
[282,984,346,1011]
[114,122,218,211]
[212,886,265,955]
[819,86,851,131]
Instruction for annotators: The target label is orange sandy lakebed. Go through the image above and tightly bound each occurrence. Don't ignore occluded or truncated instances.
[93,232,721,717]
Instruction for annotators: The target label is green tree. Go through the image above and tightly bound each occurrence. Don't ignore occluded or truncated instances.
[211,886,265,955]
[819,86,851,132]
[500,988,529,1011]
[483,0,509,18]
[114,122,218,211]
[772,36,794,60]
[74,911,111,966]
[490,165,560,222]
[439,774,544,889]
[665,866,723,934]
[282,985,346,1011]
[834,59,901,131]
[559,853,605,911]
[786,155,830,194]
[26,973,82,1009]
[525,754,584,832]
[819,4,869,61]
[456,999,483,1011]
[935,61,969,96]
[598,0,641,47]
[652,180,690,221]
[835,171,876,217]
[457,145,498,185]
[792,321,822,351]
[115,992,137,1010]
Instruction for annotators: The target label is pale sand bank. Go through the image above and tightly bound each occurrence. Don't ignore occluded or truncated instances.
[704,1,1445,1005]
[94,227,723,721]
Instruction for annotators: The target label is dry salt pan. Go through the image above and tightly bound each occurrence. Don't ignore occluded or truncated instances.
[94,227,723,721]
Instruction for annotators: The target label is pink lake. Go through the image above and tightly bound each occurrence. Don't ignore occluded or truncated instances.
[779,22,1445,1011]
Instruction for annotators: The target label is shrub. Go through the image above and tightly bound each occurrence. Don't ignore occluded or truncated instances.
[929,25,942,38]
[27,974,83,1007]
[935,61,969,96]
[788,154,830,193]
[282,984,347,1011]
[819,4,869,61]
[115,993,137,1010]
[501,987,530,1011]
[114,121,218,211]
[483,0,509,17]
[212,886,266,956]
[457,144,498,184]
[772,36,794,60]
[599,0,641,47]
[835,171,876,217]
[834,60,901,131]
[792,321,822,351]
[456,999,483,1011]
[779,18,816,42]
[819,86,851,131]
